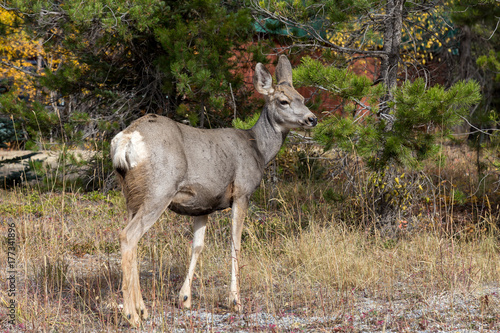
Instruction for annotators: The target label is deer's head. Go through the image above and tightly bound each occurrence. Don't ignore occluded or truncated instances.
[253,55,317,131]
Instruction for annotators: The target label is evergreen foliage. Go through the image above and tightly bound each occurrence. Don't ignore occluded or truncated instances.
[1,0,254,148]
[293,56,384,108]
[232,112,261,130]
[314,78,481,169]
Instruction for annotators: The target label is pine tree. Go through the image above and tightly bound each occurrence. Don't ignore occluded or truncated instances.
[251,0,482,169]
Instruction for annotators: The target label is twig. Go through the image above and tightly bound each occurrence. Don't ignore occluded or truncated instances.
[229,83,237,120]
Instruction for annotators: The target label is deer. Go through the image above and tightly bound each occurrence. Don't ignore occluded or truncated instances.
[110,55,317,326]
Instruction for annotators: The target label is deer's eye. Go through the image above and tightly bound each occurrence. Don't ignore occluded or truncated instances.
[279,100,290,106]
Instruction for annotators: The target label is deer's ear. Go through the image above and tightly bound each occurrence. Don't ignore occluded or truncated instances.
[254,63,274,96]
[275,55,293,86]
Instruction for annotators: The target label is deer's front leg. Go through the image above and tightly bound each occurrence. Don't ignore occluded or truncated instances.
[229,197,248,312]
[179,215,208,309]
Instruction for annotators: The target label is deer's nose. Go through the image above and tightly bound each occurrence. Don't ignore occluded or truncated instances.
[308,116,318,127]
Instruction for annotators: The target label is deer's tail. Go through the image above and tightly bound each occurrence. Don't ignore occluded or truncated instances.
[110,131,148,173]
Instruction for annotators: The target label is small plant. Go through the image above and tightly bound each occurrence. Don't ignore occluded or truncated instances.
[368,168,426,219]
[82,191,108,202]
[34,257,70,296]
[293,150,326,181]
[322,187,345,203]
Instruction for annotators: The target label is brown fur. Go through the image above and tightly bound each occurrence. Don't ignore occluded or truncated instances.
[116,162,150,217]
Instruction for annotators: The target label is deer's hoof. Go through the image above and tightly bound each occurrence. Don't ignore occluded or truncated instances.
[124,311,141,327]
[180,295,191,309]
[229,298,242,313]
[140,307,148,320]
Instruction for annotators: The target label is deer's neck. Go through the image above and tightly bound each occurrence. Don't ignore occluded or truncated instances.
[249,106,289,165]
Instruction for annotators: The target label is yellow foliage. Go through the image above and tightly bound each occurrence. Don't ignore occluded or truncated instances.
[327,5,453,67]
[0,9,39,96]
[0,8,83,102]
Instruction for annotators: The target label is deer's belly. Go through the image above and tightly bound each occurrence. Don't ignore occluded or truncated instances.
[168,183,234,216]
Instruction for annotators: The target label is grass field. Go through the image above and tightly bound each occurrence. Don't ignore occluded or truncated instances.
[0,143,499,332]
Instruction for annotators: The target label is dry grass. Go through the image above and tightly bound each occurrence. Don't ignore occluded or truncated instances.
[0,144,499,332]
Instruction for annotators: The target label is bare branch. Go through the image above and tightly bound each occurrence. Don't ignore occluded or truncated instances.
[0,2,18,11]
[458,115,499,135]
[484,16,500,40]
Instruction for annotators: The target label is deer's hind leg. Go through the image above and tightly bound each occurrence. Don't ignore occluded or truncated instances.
[120,216,144,324]
[119,174,176,326]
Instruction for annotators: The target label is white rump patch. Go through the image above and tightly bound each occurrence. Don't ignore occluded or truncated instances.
[111,131,148,170]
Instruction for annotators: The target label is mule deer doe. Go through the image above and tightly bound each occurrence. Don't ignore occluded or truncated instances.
[111,55,317,326]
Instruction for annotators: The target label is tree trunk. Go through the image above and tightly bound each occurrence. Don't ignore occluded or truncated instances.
[458,25,472,82]
[378,0,405,128]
